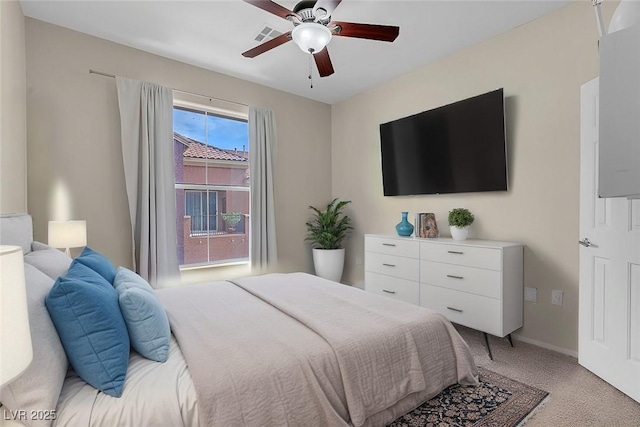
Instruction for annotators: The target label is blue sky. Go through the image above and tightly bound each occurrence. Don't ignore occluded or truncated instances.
[173,108,249,151]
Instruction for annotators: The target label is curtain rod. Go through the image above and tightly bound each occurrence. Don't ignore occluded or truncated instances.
[89,69,249,108]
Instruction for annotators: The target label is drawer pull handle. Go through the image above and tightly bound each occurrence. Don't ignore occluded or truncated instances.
[446,275,464,280]
[382,243,396,247]
[447,251,464,255]
[447,306,463,313]
[382,263,396,267]
[383,289,396,294]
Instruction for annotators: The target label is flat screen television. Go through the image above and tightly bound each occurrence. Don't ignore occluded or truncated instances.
[380,88,507,196]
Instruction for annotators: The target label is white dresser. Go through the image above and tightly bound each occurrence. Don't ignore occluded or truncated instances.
[364,234,523,340]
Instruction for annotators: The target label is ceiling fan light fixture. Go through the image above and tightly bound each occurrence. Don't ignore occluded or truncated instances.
[292,22,332,53]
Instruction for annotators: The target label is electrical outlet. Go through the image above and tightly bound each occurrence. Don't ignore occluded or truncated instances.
[355,257,363,265]
[552,290,564,306]
[524,287,538,303]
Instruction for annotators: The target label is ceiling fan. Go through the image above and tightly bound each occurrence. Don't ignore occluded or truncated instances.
[242,0,400,78]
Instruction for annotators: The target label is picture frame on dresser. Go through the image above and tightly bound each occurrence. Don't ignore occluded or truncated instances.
[415,213,439,238]
[364,234,523,360]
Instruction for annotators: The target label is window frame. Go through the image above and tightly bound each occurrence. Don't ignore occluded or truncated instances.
[173,95,250,269]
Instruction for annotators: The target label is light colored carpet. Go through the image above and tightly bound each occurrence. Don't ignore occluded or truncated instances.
[455,325,640,427]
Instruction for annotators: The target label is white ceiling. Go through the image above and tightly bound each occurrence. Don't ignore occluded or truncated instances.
[20,0,570,104]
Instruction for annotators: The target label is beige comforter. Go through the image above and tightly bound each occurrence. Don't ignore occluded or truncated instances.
[160,273,478,427]
[157,280,350,427]
[233,273,478,426]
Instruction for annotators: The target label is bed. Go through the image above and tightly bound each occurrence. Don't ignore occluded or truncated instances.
[0,214,478,427]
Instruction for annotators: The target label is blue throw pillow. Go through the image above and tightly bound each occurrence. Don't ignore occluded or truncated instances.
[118,287,171,363]
[45,266,130,397]
[113,266,153,294]
[65,259,111,287]
[75,246,116,283]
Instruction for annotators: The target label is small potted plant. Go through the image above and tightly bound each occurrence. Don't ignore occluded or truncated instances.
[221,211,243,233]
[448,208,474,241]
[305,198,353,282]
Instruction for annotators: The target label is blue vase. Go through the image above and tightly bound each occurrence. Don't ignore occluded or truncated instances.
[395,212,414,237]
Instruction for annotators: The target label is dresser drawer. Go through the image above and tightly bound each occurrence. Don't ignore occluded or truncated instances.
[365,272,419,305]
[420,260,501,299]
[365,252,419,282]
[365,236,419,259]
[420,284,502,336]
[420,242,501,271]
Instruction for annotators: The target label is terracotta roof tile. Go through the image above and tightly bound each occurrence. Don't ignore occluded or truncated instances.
[174,132,248,161]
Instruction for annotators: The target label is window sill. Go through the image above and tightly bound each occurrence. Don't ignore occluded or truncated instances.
[180,258,250,271]
[178,260,251,286]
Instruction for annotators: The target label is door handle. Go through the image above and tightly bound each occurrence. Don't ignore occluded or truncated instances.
[447,306,463,313]
[579,238,598,248]
[382,289,396,294]
[446,275,464,279]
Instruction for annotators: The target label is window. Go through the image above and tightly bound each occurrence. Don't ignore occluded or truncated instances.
[173,103,249,267]
[185,190,218,235]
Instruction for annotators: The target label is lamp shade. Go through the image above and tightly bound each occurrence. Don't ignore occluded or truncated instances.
[291,23,332,53]
[48,220,87,249]
[0,245,33,385]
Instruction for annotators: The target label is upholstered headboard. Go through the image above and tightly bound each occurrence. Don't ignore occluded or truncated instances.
[0,213,33,253]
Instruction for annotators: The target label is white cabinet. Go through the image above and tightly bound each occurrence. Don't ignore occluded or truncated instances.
[364,235,523,339]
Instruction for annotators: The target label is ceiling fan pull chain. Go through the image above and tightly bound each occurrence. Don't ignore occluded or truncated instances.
[308,51,314,89]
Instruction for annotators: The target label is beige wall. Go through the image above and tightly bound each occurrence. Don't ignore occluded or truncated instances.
[25,18,332,275]
[331,2,616,354]
[1,1,27,214]
[23,2,618,352]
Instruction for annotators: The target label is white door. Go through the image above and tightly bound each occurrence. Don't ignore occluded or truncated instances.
[579,77,640,403]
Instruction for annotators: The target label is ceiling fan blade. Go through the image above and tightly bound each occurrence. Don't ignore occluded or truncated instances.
[243,0,297,20]
[330,21,399,42]
[242,31,292,58]
[313,47,335,77]
[314,0,342,17]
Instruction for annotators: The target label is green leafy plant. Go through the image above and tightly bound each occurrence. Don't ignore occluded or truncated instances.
[305,198,353,249]
[448,208,475,228]
[221,211,243,228]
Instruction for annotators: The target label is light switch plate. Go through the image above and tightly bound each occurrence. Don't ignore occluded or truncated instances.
[524,287,538,303]
[552,290,564,306]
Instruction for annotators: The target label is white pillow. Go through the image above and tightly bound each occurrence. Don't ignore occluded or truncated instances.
[23,241,72,280]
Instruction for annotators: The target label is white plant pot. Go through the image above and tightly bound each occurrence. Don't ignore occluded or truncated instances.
[312,248,345,283]
[450,226,469,241]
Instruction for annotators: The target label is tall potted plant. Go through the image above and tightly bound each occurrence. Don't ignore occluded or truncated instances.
[448,208,475,241]
[305,198,353,282]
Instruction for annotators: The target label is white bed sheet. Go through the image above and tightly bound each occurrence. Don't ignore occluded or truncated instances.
[53,336,197,427]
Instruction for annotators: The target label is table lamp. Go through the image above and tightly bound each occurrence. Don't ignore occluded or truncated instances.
[0,246,33,386]
[48,220,87,256]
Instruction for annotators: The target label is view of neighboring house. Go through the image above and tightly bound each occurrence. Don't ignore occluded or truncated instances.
[173,132,249,266]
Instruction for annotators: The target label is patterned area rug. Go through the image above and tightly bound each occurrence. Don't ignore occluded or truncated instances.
[388,367,549,427]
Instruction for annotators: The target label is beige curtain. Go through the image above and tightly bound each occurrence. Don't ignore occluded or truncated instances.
[116,77,178,287]
[248,106,278,271]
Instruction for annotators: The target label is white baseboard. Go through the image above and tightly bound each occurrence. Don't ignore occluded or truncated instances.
[350,281,364,290]
[512,334,578,358]
[342,280,364,289]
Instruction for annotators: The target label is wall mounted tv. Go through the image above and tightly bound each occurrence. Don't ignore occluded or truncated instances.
[380,88,508,196]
